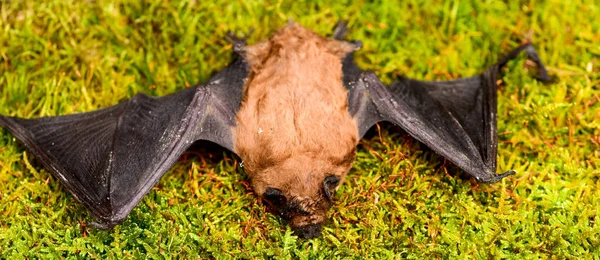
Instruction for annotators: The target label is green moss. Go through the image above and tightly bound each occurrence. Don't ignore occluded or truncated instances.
[0,0,598,258]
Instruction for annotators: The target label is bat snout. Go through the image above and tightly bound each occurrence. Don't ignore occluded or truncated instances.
[288,209,328,238]
[292,223,322,239]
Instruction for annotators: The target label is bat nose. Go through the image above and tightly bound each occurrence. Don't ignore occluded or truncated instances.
[293,223,322,239]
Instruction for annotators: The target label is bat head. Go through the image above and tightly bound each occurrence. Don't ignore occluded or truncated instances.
[247,151,356,239]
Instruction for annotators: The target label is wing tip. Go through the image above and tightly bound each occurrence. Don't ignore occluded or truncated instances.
[475,169,516,184]
[89,215,127,230]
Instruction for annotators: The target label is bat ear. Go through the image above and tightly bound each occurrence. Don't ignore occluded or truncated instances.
[263,187,287,208]
[323,175,340,202]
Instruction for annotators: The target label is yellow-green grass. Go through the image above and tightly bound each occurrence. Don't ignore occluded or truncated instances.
[0,0,598,258]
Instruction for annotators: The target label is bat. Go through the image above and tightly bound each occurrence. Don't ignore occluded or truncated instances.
[0,21,549,238]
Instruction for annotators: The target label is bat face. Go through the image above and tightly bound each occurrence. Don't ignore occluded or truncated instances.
[233,23,359,238]
[249,154,355,238]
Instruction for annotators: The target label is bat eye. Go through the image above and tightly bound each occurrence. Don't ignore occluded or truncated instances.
[323,175,340,202]
[263,187,287,208]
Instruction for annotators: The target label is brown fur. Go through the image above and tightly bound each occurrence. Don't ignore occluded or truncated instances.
[233,22,359,228]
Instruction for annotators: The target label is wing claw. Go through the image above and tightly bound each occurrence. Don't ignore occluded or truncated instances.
[225,29,254,56]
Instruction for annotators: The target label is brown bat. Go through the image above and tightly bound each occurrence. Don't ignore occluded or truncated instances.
[0,21,549,238]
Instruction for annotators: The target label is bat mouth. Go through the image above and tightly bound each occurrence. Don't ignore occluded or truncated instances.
[288,212,328,239]
[292,223,322,239]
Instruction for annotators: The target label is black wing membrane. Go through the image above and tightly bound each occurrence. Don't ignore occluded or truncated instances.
[0,57,248,228]
[346,44,549,183]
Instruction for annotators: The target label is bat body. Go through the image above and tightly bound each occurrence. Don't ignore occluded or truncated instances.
[0,22,549,238]
[235,24,360,237]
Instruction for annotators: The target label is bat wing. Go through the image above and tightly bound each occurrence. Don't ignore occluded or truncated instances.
[346,44,549,183]
[0,57,248,228]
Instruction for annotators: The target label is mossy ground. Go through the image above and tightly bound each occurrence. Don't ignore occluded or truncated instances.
[0,0,599,258]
